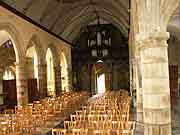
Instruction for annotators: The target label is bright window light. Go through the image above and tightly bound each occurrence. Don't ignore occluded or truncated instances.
[34,52,38,79]
[97,74,106,94]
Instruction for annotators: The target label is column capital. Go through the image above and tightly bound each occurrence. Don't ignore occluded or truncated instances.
[15,61,26,67]
[131,57,140,65]
[149,32,169,40]
[136,32,169,51]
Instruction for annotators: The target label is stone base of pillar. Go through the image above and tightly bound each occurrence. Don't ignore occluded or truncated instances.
[144,123,171,135]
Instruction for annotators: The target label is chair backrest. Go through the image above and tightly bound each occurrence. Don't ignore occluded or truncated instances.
[64,121,77,129]
[92,129,110,135]
[121,121,135,130]
[121,129,134,135]
[72,129,88,135]
[111,121,121,130]
[71,115,76,121]
[4,109,14,114]
[52,128,67,135]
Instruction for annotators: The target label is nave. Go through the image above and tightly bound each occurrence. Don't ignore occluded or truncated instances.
[1,0,180,135]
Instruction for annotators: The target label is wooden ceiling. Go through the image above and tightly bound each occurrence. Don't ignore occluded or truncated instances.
[2,0,130,43]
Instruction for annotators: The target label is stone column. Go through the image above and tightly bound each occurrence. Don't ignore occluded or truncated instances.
[54,65,62,95]
[0,67,4,105]
[139,32,171,135]
[38,64,47,99]
[133,55,144,123]
[129,59,134,96]
[67,68,72,91]
[16,62,28,106]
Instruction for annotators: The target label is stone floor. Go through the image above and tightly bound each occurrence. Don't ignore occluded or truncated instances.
[36,94,180,135]
[172,95,180,135]
[34,110,74,135]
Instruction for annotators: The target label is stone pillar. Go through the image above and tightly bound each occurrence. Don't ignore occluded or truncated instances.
[16,62,28,106]
[0,67,4,105]
[54,65,62,95]
[133,56,144,123]
[67,68,72,91]
[129,59,133,96]
[139,32,171,135]
[38,64,47,99]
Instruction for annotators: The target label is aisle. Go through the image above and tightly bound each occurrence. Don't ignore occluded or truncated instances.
[36,97,90,135]
[42,95,96,135]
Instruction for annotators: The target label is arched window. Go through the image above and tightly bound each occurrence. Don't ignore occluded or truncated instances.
[3,67,15,80]
[61,52,69,92]
[46,48,55,96]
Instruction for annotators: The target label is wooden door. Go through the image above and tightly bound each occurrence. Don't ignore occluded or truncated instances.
[3,80,17,109]
[169,65,178,105]
[28,79,39,103]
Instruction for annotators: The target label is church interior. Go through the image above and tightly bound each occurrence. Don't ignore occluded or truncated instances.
[0,0,180,135]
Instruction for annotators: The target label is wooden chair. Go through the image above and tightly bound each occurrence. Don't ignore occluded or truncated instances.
[121,121,135,131]
[15,105,23,114]
[4,109,14,114]
[121,130,134,135]
[110,129,121,135]
[0,121,9,135]
[70,115,77,121]
[92,129,110,135]
[72,128,88,135]
[52,128,67,135]
[64,121,77,130]
[111,121,121,130]
[10,121,22,135]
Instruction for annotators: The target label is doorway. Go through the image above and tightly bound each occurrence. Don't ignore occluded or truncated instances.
[97,73,106,94]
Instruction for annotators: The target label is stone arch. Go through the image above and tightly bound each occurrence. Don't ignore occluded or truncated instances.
[0,22,24,64]
[164,1,180,31]
[61,51,68,69]
[26,36,48,99]
[27,35,47,67]
[46,44,60,67]
[26,34,46,65]
[0,22,29,106]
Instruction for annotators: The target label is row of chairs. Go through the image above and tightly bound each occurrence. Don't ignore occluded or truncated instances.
[52,90,135,135]
[0,91,89,135]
